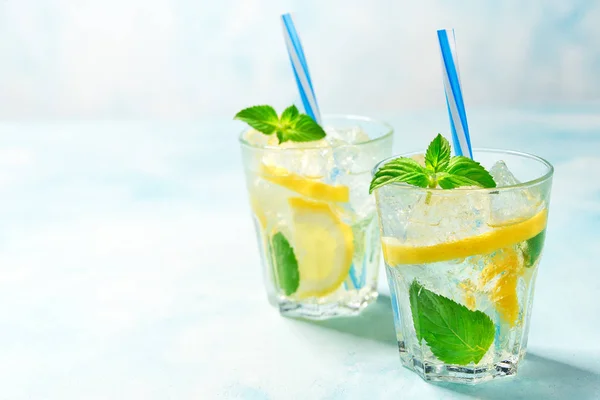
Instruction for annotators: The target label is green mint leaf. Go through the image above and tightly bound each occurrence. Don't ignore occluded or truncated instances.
[279,114,326,144]
[425,134,451,172]
[367,134,498,192]
[409,281,494,365]
[234,105,279,135]
[523,229,546,268]
[445,156,497,188]
[280,105,300,124]
[271,232,300,296]
[276,130,285,144]
[236,104,327,144]
[277,105,301,142]
[436,172,486,189]
[369,158,431,194]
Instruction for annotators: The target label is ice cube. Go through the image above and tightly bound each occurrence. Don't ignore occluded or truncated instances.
[324,126,370,145]
[328,127,368,171]
[261,138,334,178]
[329,128,377,219]
[488,161,537,224]
[258,126,373,187]
[278,138,330,149]
[489,160,520,187]
[243,129,279,147]
[333,145,359,171]
[407,190,491,244]
[377,185,491,246]
[329,127,376,175]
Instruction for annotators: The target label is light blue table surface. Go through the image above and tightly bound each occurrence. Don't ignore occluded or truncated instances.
[0,108,599,399]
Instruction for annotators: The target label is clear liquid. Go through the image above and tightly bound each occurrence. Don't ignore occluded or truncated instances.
[242,125,392,319]
[250,172,381,315]
[385,242,541,383]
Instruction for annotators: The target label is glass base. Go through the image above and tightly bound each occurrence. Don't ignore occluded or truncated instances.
[398,341,522,384]
[276,287,378,320]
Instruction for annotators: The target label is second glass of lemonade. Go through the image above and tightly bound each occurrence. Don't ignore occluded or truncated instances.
[373,149,553,383]
[240,115,393,319]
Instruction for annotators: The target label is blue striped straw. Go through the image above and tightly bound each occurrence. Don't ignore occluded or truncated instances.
[437,29,473,159]
[281,13,322,124]
[281,13,359,290]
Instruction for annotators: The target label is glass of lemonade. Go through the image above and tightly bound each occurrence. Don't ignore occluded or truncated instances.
[240,115,393,319]
[372,148,553,383]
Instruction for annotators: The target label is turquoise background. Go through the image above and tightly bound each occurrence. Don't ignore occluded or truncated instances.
[1,1,599,397]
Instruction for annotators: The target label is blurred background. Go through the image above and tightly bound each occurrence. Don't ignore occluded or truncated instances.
[1,0,599,120]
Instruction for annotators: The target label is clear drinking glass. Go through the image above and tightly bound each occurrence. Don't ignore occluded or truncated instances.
[240,115,393,319]
[372,149,553,383]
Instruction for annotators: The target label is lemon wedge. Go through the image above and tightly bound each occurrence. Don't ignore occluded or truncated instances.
[382,209,548,265]
[289,197,354,298]
[479,247,523,326]
[260,164,349,203]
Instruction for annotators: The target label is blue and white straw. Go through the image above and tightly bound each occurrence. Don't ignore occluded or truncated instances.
[437,29,473,159]
[281,13,360,290]
[281,13,322,124]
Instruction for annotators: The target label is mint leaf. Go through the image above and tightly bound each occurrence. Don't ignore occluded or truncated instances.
[271,232,300,296]
[280,114,326,143]
[523,229,546,268]
[234,105,279,135]
[425,134,451,172]
[276,130,285,144]
[280,105,300,125]
[436,171,488,189]
[444,156,496,189]
[409,281,494,365]
[235,104,327,144]
[369,158,431,193]
[368,134,497,192]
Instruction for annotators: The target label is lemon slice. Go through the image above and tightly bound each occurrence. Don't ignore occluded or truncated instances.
[382,209,547,265]
[289,197,354,298]
[490,273,519,326]
[479,247,523,326]
[260,164,349,203]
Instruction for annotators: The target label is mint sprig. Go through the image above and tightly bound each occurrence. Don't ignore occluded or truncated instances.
[369,134,496,193]
[409,281,494,365]
[235,105,326,144]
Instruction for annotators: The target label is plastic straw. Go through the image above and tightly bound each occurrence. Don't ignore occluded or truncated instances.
[281,13,360,290]
[281,13,322,124]
[437,29,473,159]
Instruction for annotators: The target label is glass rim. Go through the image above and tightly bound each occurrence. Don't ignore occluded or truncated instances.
[372,148,554,193]
[238,114,394,151]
